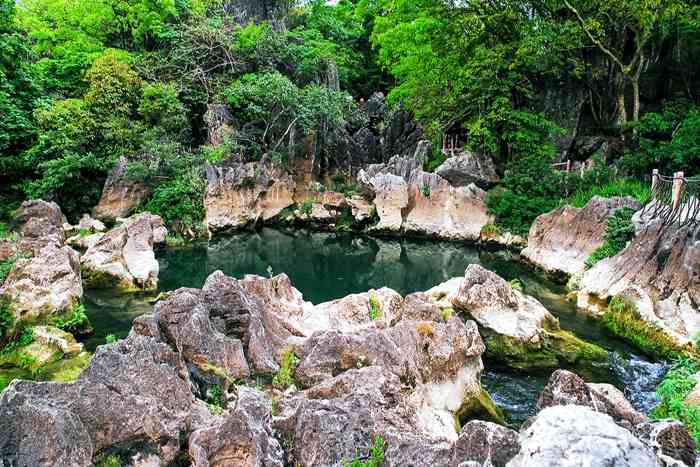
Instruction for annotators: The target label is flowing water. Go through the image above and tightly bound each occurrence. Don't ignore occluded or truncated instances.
[80,227,668,425]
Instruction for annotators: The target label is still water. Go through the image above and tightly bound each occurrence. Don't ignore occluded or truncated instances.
[83,228,667,425]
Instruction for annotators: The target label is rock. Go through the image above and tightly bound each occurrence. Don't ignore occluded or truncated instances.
[382,105,422,159]
[93,156,148,222]
[364,173,408,232]
[508,405,664,467]
[435,150,499,189]
[636,420,697,467]
[413,140,433,163]
[450,264,607,369]
[11,199,65,253]
[81,213,167,291]
[347,195,374,223]
[452,420,520,467]
[522,196,641,278]
[575,221,700,346]
[0,335,195,466]
[204,158,295,232]
[349,127,380,167]
[189,387,284,467]
[32,325,83,356]
[536,370,646,428]
[67,232,105,250]
[362,92,388,123]
[77,214,106,232]
[536,82,587,159]
[203,103,233,147]
[0,243,82,320]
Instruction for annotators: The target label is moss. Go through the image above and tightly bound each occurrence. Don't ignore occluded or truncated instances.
[457,387,506,427]
[602,296,694,360]
[81,265,146,293]
[200,361,237,385]
[45,351,91,382]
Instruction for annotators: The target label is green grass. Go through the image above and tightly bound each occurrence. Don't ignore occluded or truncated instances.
[651,357,700,445]
[95,454,122,467]
[368,293,382,321]
[602,297,693,360]
[51,303,89,333]
[480,223,500,237]
[272,347,300,390]
[344,436,385,467]
[567,178,651,209]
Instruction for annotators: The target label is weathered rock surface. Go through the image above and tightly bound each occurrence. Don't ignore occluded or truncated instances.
[435,150,499,189]
[522,196,641,278]
[81,213,167,291]
[453,420,520,467]
[575,221,700,346]
[508,405,664,467]
[203,103,233,147]
[448,264,607,369]
[11,199,66,253]
[93,156,148,222]
[204,158,295,232]
[67,231,105,250]
[636,420,698,467]
[32,325,84,356]
[189,387,284,467]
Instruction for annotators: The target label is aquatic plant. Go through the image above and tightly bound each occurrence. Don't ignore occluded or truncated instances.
[272,347,300,390]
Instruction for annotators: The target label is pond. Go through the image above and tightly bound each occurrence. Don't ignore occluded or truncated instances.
[82,227,668,426]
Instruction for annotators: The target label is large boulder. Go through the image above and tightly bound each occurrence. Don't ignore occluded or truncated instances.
[575,221,700,347]
[93,156,148,222]
[508,405,664,467]
[522,196,641,278]
[435,150,499,189]
[452,420,520,467]
[81,213,167,292]
[204,158,295,233]
[445,264,607,370]
[11,199,65,253]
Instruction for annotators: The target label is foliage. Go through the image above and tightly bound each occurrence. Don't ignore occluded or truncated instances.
[272,347,299,390]
[206,384,224,411]
[344,435,385,467]
[0,326,34,356]
[567,178,651,209]
[105,334,117,344]
[165,235,187,247]
[602,297,692,360]
[508,279,524,292]
[51,303,89,333]
[0,255,18,286]
[368,292,382,321]
[651,357,700,445]
[420,183,431,198]
[95,454,123,467]
[480,224,500,238]
[0,299,13,339]
[299,201,314,217]
[585,207,635,268]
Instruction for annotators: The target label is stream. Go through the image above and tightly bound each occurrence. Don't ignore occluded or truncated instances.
[81,227,668,426]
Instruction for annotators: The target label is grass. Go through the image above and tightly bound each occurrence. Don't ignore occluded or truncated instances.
[272,347,299,390]
[368,292,382,321]
[51,303,89,333]
[344,436,385,467]
[165,234,187,247]
[567,177,651,209]
[602,297,694,360]
[651,357,700,445]
[95,454,122,467]
[480,223,500,237]
[0,254,18,285]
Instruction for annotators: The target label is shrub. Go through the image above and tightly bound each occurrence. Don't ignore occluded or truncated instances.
[567,178,651,209]
[651,357,700,445]
[420,183,431,198]
[602,297,692,360]
[585,207,635,268]
[368,293,382,321]
[95,454,123,467]
[105,334,116,344]
[441,307,453,322]
[0,254,18,285]
[299,201,314,217]
[272,347,300,390]
[344,435,385,467]
[0,299,13,339]
[77,228,91,238]
[51,303,89,333]
[206,384,225,413]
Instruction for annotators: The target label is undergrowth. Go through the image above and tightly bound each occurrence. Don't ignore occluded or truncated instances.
[368,293,382,320]
[585,207,635,268]
[567,178,651,209]
[272,347,299,390]
[344,436,385,467]
[651,357,700,445]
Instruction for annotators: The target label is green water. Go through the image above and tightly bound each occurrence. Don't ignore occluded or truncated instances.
[78,227,666,424]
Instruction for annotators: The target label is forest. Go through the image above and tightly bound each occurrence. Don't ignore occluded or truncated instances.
[1,0,699,233]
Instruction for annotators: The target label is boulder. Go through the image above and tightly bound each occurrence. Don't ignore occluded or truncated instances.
[11,199,65,253]
[381,105,422,159]
[93,156,148,222]
[203,158,295,232]
[636,420,697,467]
[575,221,700,347]
[77,214,106,232]
[32,325,83,356]
[0,335,195,466]
[81,213,167,291]
[364,172,408,232]
[522,196,641,278]
[189,387,284,467]
[0,243,82,320]
[435,151,499,189]
[452,420,520,467]
[67,232,105,250]
[449,264,607,370]
[508,405,664,467]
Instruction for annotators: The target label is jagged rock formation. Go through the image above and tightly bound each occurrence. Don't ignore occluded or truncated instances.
[93,156,148,222]
[574,220,700,346]
[1,200,83,320]
[521,196,641,278]
[358,155,492,241]
[426,264,607,370]
[435,150,499,189]
[81,213,167,292]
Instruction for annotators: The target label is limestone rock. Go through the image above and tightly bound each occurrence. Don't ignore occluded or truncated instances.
[508,405,663,467]
[93,156,148,222]
[450,264,607,369]
[204,158,295,232]
[81,213,167,291]
[67,232,105,250]
[575,221,700,346]
[435,150,499,189]
[365,172,408,232]
[452,420,520,467]
[203,103,233,147]
[522,196,641,278]
[77,214,106,232]
[1,243,82,321]
[636,420,697,467]
[32,325,83,356]
[189,387,284,467]
[11,199,65,253]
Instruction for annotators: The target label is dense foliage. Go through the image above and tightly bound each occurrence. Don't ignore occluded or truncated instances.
[585,207,635,267]
[652,357,700,445]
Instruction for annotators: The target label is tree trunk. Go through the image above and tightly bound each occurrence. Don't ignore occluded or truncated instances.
[616,75,628,129]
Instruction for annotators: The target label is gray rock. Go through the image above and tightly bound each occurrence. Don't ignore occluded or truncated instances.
[93,156,148,222]
[11,199,65,253]
[453,420,520,467]
[436,151,499,189]
[203,103,233,147]
[636,420,697,467]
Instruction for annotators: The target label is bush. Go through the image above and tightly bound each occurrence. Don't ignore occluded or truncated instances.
[95,454,123,467]
[651,357,700,445]
[0,299,13,339]
[272,347,300,390]
[51,303,88,333]
[567,178,651,209]
[0,254,17,286]
[344,435,385,467]
[585,207,635,268]
[206,384,225,413]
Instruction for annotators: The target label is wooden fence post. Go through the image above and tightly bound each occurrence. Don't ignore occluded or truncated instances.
[651,169,659,199]
[672,171,685,213]
[566,160,571,173]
